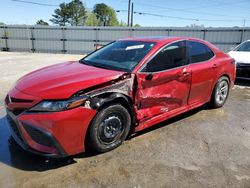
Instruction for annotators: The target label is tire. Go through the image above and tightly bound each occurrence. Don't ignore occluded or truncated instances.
[88,104,131,153]
[210,76,230,108]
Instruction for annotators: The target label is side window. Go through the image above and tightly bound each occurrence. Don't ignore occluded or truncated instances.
[188,41,214,63]
[142,41,187,72]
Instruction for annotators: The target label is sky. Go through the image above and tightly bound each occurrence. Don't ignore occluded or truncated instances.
[0,0,250,27]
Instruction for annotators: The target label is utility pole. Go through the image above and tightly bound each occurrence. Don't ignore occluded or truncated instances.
[241,18,246,43]
[130,2,134,27]
[127,0,131,26]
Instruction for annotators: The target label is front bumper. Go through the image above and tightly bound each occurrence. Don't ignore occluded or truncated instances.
[236,63,250,79]
[7,110,66,157]
[6,107,97,157]
[5,87,97,157]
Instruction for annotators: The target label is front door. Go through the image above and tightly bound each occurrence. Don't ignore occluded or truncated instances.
[135,40,191,121]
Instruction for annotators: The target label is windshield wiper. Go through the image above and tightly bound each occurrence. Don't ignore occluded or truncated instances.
[80,59,129,72]
[79,59,91,66]
[80,59,112,70]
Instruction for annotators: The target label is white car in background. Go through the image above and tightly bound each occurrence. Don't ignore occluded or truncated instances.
[228,40,250,80]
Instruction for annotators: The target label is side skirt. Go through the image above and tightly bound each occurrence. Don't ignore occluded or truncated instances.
[135,101,206,132]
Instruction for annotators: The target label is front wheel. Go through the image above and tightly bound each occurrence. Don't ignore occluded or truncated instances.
[88,104,131,153]
[210,76,230,108]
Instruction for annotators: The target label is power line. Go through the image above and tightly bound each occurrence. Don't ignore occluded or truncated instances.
[134,11,250,22]
[135,2,248,19]
[10,0,250,25]
[11,0,58,7]
[134,11,199,21]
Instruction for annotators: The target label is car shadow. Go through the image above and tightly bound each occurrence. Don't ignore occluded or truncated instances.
[235,78,250,87]
[0,115,99,171]
[0,104,206,172]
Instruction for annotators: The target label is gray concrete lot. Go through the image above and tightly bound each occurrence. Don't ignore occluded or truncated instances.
[0,52,83,106]
[0,52,250,188]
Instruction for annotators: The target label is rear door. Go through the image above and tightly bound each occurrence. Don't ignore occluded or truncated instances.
[135,40,191,121]
[187,40,217,105]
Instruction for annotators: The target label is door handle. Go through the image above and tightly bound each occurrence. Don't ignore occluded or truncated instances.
[182,71,188,76]
[212,64,217,69]
[145,74,153,81]
[182,68,189,76]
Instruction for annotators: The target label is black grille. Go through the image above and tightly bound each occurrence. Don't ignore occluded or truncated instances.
[237,68,250,78]
[5,95,10,105]
[10,97,33,103]
[237,63,250,68]
[23,124,55,148]
[12,109,26,116]
[7,114,24,142]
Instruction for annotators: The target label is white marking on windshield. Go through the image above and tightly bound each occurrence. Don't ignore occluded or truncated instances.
[125,44,145,50]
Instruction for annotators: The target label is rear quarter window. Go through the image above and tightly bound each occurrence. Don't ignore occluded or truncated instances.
[188,41,214,63]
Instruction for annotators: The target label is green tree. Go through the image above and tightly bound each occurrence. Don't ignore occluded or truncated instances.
[119,20,127,27]
[86,12,99,26]
[68,0,87,26]
[186,24,205,28]
[50,0,87,26]
[36,19,49,25]
[134,24,141,27]
[50,3,70,26]
[93,3,119,26]
[0,22,5,26]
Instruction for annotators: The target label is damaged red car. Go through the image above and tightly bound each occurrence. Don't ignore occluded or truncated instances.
[5,37,235,157]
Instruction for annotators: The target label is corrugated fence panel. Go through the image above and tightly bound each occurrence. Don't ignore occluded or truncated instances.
[65,28,96,41]
[242,30,250,41]
[98,28,131,41]
[0,27,5,49]
[5,27,31,39]
[34,40,62,53]
[0,27,4,38]
[33,27,62,40]
[3,27,31,51]
[205,30,242,43]
[132,28,167,37]
[214,44,232,52]
[0,39,5,49]
[65,41,95,54]
[169,30,204,39]
[8,39,31,51]
[0,26,249,53]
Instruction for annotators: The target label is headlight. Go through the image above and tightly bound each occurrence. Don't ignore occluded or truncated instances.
[29,96,89,112]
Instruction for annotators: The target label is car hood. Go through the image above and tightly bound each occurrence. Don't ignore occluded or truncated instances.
[228,51,250,64]
[15,61,126,99]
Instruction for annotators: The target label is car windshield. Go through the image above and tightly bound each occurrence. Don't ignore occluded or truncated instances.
[235,41,250,52]
[80,41,156,72]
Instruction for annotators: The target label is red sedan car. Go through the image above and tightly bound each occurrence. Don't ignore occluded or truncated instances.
[5,37,235,157]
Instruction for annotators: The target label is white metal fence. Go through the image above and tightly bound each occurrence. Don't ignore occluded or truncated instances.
[0,25,250,54]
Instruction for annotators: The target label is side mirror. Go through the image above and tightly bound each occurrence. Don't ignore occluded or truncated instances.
[94,44,104,50]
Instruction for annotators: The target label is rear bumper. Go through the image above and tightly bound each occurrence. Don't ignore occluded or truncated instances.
[6,107,97,157]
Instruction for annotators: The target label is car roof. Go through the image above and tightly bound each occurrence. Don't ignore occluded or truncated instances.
[119,36,208,44]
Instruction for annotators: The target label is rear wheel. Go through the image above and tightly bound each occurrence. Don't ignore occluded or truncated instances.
[210,76,230,108]
[88,104,131,153]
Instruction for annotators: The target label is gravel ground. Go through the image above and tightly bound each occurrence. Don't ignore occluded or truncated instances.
[0,52,250,188]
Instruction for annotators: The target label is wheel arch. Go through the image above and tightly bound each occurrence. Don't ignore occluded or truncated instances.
[84,92,136,151]
[209,74,230,102]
